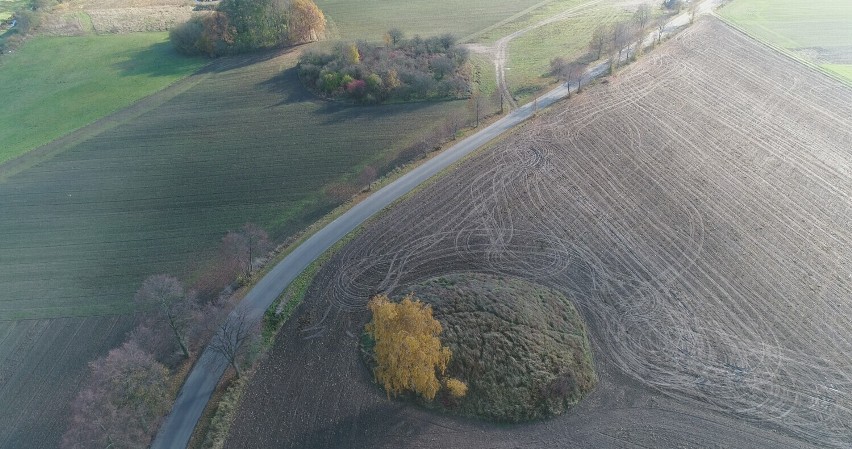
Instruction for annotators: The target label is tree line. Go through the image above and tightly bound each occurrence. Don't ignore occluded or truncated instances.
[170,0,326,57]
[61,224,271,449]
[299,30,472,104]
[550,1,687,86]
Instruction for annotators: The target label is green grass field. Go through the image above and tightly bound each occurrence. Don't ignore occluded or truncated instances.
[0,32,205,164]
[506,5,626,102]
[316,0,552,41]
[720,0,852,83]
[0,0,29,21]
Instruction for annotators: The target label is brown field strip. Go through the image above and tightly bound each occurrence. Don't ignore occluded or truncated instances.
[227,18,852,448]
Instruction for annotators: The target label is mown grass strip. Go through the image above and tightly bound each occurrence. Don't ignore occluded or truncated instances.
[0,32,206,164]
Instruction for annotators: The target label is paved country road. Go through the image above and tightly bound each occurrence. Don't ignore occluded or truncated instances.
[151,5,708,448]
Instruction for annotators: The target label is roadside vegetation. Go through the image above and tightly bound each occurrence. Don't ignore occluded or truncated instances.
[61,224,270,448]
[300,32,470,104]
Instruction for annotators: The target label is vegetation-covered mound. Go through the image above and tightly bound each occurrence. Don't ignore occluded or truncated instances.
[404,273,596,422]
[299,33,471,104]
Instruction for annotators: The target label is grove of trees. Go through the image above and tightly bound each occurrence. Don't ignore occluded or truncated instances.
[62,223,271,448]
[170,0,326,57]
[61,342,171,449]
[299,32,471,104]
[365,294,467,401]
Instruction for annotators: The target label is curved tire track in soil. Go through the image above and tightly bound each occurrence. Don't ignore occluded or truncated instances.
[226,18,852,449]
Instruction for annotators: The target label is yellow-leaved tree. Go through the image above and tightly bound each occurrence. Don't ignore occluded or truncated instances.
[288,0,326,44]
[366,293,466,401]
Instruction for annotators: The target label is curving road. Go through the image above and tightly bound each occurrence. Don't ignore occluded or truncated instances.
[151,5,708,448]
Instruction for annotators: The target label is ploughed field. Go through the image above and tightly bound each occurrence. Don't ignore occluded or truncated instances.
[227,19,852,448]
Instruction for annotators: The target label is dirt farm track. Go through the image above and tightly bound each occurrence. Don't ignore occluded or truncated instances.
[226,18,852,448]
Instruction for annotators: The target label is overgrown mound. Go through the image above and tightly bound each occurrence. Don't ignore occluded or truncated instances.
[299,34,471,104]
[413,273,597,422]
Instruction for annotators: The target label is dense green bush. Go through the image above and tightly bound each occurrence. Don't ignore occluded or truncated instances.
[299,32,471,104]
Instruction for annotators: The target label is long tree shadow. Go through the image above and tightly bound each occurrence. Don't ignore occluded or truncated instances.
[259,64,450,125]
[112,41,207,78]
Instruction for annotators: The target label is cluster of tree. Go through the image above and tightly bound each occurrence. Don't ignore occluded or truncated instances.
[299,30,472,104]
[365,294,467,401]
[170,0,326,57]
[61,224,270,448]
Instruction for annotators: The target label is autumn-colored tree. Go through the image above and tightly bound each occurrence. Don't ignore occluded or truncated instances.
[289,0,326,44]
[365,294,466,400]
[384,68,401,90]
[344,42,360,64]
[61,341,170,449]
[588,24,608,60]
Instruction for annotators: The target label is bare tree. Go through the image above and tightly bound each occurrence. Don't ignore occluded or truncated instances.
[633,3,652,33]
[208,308,259,378]
[551,58,588,96]
[442,110,466,139]
[135,274,195,359]
[632,3,652,54]
[655,15,667,45]
[61,342,170,449]
[610,21,632,70]
[588,24,608,60]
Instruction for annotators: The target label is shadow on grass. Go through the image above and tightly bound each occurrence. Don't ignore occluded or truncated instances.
[112,41,205,78]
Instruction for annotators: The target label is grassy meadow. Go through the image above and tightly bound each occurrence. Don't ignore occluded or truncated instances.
[0,32,205,164]
[0,0,28,21]
[506,5,626,102]
[719,0,852,83]
[315,0,552,41]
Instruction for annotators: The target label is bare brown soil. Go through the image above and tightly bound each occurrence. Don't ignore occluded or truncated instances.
[226,18,852,448]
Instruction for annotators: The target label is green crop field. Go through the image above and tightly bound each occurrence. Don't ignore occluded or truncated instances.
[0,50,469,320]
[720,0,852,83]
[0,32,205,164]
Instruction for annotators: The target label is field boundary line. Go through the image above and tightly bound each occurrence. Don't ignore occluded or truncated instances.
[0,64,211,182]
[714,12,851,88]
